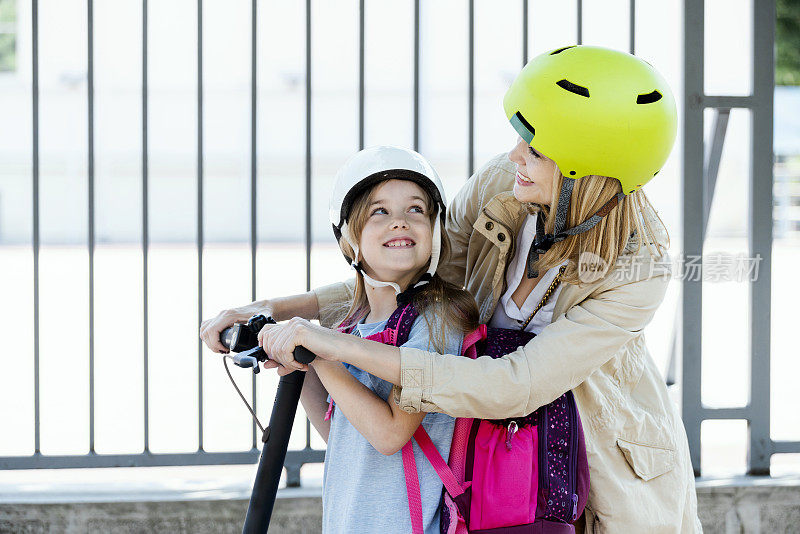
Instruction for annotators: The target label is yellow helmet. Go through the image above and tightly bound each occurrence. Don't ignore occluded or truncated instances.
[503,45,677,195]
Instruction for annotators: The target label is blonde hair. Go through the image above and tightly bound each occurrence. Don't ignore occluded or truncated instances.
[331,179,479,351]
[528,166,670,286]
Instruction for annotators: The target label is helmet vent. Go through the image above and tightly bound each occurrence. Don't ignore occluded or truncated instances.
[637,90,662,104]
[556,79,590,98]
[550,45,576,55]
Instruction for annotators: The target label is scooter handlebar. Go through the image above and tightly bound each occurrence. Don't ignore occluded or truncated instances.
[220,321,317,366]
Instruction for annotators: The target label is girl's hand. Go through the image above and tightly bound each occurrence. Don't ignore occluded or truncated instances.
[258,317,348,372]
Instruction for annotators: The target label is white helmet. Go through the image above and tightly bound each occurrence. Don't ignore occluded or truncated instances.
[329,145,447,294]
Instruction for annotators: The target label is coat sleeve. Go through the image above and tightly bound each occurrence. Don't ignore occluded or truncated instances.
[394,270,670,418]
[312,279,355,329]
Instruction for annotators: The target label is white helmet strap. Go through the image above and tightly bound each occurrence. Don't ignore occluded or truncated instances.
[341,222,403,295]
[415,214,441,288]
[340,210,443,295]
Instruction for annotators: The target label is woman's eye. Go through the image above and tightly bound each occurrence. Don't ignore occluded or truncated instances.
[528,146,540,158]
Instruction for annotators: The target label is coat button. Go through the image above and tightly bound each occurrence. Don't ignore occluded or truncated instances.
[497,233,506,242]
[485,221,494,230]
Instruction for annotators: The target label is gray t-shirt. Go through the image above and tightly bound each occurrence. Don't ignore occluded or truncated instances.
[321,311,463,534]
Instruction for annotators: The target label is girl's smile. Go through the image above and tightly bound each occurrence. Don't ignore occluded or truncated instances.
[359,179,433,291]
[383,237,416,248]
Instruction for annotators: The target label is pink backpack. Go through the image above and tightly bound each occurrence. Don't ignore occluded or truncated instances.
[332,304,590,533]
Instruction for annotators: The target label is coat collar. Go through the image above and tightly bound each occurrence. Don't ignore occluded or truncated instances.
[480,188,665,323]
[482,190,528,238]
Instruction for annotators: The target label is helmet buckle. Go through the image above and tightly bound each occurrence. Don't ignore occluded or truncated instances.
[532,233,555,254]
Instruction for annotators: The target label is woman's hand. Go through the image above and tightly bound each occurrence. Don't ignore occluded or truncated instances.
[258,318,348,373]
[200,303,273,354]
[259,318,402,385]
[200,292,321,354]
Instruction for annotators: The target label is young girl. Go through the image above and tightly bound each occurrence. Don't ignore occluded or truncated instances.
[264,146,478,533]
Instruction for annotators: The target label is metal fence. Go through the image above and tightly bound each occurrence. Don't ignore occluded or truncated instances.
[0,0,790,480]
[680,0,795,476]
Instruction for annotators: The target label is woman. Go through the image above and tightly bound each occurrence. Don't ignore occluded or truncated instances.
[201,45,701,532]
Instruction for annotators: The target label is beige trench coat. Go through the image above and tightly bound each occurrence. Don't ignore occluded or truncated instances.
[314,153,702,533]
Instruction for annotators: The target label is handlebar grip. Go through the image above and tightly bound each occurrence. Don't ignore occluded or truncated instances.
[220,326,234,350]
[293,346,316,365]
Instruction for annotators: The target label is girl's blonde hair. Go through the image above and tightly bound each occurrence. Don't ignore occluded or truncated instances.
[528,166,670,286]
[332,179,479,352]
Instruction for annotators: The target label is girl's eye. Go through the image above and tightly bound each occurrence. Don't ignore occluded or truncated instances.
[409,206,425,214]
[371,207,387,216]
[528,146,540,158]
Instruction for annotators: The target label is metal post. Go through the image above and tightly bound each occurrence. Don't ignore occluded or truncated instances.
[87,0,96,456]
[142,0,150,453]
[250,0,259,450]
[467,0,474,177]
[197,0,205,451]
[682,0,705,477]
[359,0,365,151]
[703,109,730,225]
[748,0,774,476]
[413,0,420,152]
[305,0,311,293]
[629,0,635,54]
[32,0,41,457]
[522,0,528,66]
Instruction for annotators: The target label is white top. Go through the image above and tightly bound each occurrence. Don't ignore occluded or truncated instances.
[488,213,567,335]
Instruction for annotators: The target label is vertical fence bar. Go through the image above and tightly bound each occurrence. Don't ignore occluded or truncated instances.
[358,0,364,151]
[682,0,704,476]
[522,0,528,66]
[305,0,311,293]
[577,0,582,45]
[142,0,150,453]
[413,0,420,152]
[629,0,635,54]
[748,0,774,475]
[87,0,96,454]
[467,0,474,178]
[32,0,41,457]
[250,0,259,450]
[197,0,205,451]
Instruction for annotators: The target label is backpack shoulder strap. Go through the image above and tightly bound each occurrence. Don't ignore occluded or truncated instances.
[461,324,487,359]
[402,425,468,534]
[402,441,425,534]
[412,426,466,499]
[363,303,420,347]
[388,303,420,346]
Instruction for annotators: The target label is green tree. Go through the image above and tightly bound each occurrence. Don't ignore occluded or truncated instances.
[0,0,15,72]
[777,0,800,85]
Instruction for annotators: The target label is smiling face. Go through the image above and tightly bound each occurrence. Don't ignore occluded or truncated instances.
[507,136,558,205]
[357,179,434,290]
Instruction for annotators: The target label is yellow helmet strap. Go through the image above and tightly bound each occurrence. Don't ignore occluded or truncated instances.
[524,179,626,279]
